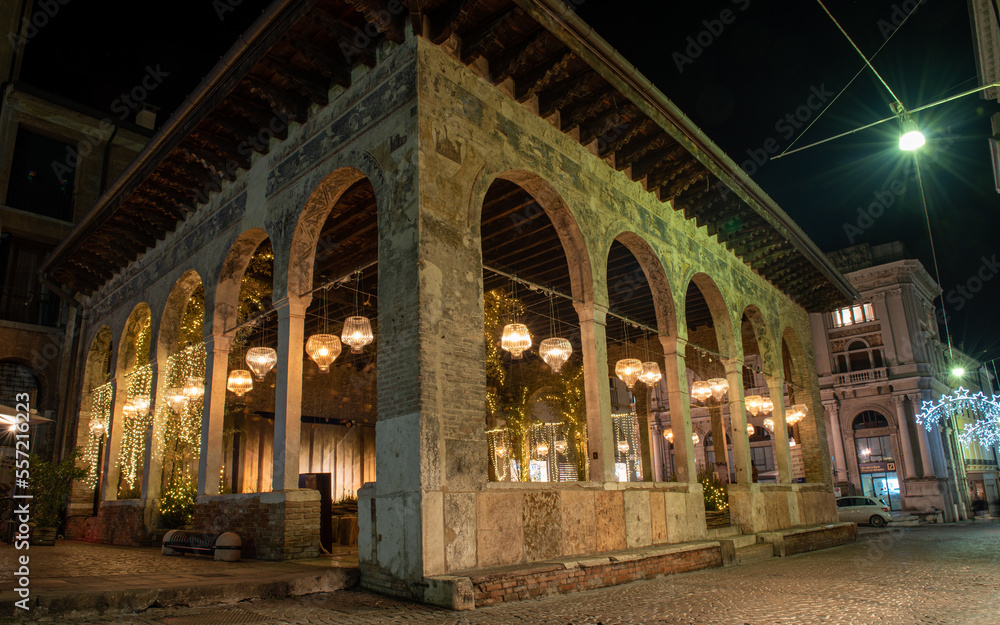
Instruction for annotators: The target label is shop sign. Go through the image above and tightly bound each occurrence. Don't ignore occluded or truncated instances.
[859,461,895,474]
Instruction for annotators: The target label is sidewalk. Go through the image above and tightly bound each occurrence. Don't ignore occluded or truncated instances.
[0,539,359,620]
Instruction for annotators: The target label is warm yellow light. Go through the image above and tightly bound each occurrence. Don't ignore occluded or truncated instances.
[745,395,763,416]
[226,369,253,397]
[761,397,774,415]
[536,442,550,456]
[306,333,341,372]
[763,417,775,432]
[182,376,204,400]
[639,361,662,386]
[166,388,189,413]
[538,337,572,373]
[708,378,729,401]
[747,422,755,436]
[342,316,374,354]
[692,432,700,445]
[691,380,712,403]
[89,420,105,435]
[617,440,630,453]
[663,430,674,443]
[553,439,568,454]
[615,358,643,389]
[500,323,531,359]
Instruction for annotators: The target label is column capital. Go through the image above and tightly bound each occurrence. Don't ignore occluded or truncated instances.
[658,335,686,355]
[573,300,607,324]
[891,393,906,405]
[273,294,312,318]
[723,357,743,374]
[871,290,887,303]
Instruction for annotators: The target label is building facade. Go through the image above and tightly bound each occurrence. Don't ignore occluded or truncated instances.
[43,0,858,608]
[810,242,999,520]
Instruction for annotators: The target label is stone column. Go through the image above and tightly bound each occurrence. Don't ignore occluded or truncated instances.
[661,336,695,483]
[870,291,896,365]
[766,375,791,483]
[725,359,752,484]
[102,377,125,502]
[635,384,654,481]
[709,405,727,478]
[140,361,162,502]
[892,394,917,479]
[825,400,848,482]
[198,334,230,496]
[272,296,310,492]
[575,302,614,482]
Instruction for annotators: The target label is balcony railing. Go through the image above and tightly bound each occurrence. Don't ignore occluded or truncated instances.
[0,286,62,327]
[833,367,887,386]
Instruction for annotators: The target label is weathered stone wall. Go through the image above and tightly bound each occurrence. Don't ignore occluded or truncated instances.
[64,500,148,546]
[193,489,320,560]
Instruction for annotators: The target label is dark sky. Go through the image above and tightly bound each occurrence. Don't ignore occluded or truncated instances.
[17,0,1000,363]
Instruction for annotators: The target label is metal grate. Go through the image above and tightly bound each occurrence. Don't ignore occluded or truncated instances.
[159,608,273,625]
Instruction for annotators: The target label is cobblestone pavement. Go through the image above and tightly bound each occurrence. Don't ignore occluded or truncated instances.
[24,523,1000,625]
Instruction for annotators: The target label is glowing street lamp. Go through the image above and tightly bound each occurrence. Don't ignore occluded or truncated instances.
[899,118,925,151]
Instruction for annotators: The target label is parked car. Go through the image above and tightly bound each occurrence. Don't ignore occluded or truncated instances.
[836,496,892,527]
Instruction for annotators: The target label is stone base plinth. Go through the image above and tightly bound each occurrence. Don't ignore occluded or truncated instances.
[65,499,150,546]
[728,483,837,534]
[193,489,321,560]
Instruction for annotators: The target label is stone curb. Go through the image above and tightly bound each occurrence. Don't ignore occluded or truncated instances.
[0,567,359,622]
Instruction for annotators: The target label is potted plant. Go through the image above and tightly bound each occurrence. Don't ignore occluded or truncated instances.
[28,450,87,545]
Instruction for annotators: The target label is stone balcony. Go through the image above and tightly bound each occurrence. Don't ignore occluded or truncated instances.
[832,367,887,386]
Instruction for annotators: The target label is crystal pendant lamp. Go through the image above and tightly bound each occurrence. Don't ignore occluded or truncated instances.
[615,358,642,389]
[691,380,712,403]
[500,323,531,359]
[638,361,662,386]
[538,337,572,373]
[246,347,277,381]
[182,376,204,400]
[342,316,374,354]
[745,395,763,416]
[306,334,341,372]
[226,369,253,397]
[708,377,729,401]
[166,388,189,413]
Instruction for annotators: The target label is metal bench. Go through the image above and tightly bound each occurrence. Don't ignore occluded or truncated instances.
[161,530,241,562]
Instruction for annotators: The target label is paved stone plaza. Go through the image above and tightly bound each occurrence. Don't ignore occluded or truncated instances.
[27,523,997,625]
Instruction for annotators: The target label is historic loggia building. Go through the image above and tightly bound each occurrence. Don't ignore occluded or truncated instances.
[43,0,858,609]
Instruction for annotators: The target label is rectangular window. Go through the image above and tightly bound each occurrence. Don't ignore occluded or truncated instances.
[832,302,876,327]
[6,127,76,221]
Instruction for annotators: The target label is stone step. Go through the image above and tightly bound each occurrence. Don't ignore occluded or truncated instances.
[730,533,758,550]
[706,525,741,539]
[735,543,774,565]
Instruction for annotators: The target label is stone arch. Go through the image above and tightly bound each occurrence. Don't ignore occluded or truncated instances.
[851,408,893,430]
[609,231,677,337]
[284,165,384,301]
[478,169,594,304]
[684,273,736,359]
[741,304,777,376]
[780,325,811,405]
[213,228,271,337]
[781,324,826,483]
[116,303,153,376]
[158,270,205,357]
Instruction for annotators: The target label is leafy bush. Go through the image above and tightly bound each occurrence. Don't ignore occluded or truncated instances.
[158,472,196,528]
[28,450,88,527]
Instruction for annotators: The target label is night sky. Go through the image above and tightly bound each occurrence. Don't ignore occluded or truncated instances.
[17,0,1000,364]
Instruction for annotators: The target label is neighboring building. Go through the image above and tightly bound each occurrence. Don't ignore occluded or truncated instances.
[41,0,859,608]
[970,0,1000,193]
[810,242,999,520]
[0,0,152,461]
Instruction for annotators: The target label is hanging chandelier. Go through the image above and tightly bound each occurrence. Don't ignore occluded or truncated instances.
[615,358,642,389]
[663,430,674,444]
[617,440,630,453]
[246,347,277,380]
[639,361,662,386]
[761,397,774,415]
[182,376,204,400]
[166,388,189,413]
[553,439,568,454]
[785,403,807,425]
[306,334,341,372]
[692,432,700,445]
[501,323,532,359]
[227,369,254,397]
[745,395,763,416]
[763,417,775,432]
[708,377,729,401]
[691,380,713,403]
[536,441,550,456]
[747,422,755,436]
[89,419,105,436]
[342,316,374,354]
[131,396,150,414]
[122,403,137,419]
[538,337,572,373]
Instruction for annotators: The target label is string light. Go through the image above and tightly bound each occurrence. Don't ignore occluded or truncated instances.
[82,382,114,487]
[611,413,642,481]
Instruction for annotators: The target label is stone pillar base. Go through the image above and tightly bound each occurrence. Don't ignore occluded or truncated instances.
[64,499,152,546]
[194,489,321,560]
[728,483,836,533]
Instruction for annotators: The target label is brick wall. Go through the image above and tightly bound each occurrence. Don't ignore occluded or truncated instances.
[469,545,722,607]
[193,490,320,560]
[782,523,856,556]
[64,500,148,546]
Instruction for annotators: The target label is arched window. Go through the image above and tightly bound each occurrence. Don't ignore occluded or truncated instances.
[852,410,889,430]
[848,341,871,372]
[0,361,40,403]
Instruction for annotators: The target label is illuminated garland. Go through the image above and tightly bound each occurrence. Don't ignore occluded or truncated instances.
[118,363,153,494]
[917,386,1000,448]
[611,412,643,482]
[82,382,114,487]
